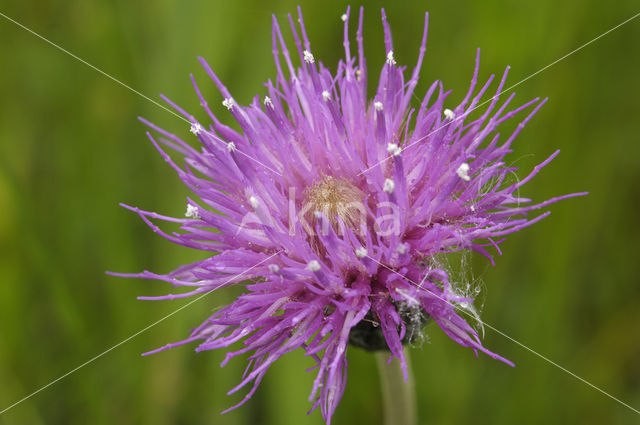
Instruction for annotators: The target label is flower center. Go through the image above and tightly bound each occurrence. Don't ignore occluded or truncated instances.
[302,176,366,235]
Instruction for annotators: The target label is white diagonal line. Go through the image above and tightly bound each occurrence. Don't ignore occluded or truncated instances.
[0,10,282,177]
[358,10,640,176]
[0,251,281,415]
[220,136,283,176]
[0,11,188,123]
[366,255,640,415]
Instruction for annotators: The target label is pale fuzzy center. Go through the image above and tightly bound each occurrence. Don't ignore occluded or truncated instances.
[303,176,366,234]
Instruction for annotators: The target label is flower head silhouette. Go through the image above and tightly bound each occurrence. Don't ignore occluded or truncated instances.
[117,6,585,423]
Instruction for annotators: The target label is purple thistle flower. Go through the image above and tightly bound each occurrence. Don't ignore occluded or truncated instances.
[116,6,585,424]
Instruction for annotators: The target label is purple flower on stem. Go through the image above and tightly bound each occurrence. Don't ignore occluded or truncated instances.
[115,6,585,424]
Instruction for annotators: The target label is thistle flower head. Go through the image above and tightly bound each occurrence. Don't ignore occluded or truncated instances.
[119,6,584,424]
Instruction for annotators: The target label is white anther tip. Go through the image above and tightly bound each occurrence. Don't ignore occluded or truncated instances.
[249,196,259,209]
[222,98,234,110]
[387,143,401,157]
[189,122,203,135]
[444,109,455,120]
[303,50,315,64]
[456,163,471,181]
[355,247,368,258]
[386,50,396,66]
[185,204,200,219]
[307,260,321,272]
[383,178,395,194]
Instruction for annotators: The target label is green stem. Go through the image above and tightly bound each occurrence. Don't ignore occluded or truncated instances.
[375,348,416,425]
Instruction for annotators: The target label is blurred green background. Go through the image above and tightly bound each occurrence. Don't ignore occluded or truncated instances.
[1,0,639,424]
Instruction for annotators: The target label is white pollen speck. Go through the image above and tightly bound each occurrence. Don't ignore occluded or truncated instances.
[307,260,321,272]
[185,204,200,219]
[222,98,234,110]
[322,90,330,101]
[355,247,368,258]
[249,196,259,209]
[227,142,236,152]
[264,96,273,108]
[444,109,455,120]
[397,243,408,254]
[386,50,396,66]
[387,143,401,156]
[268,264,280,273]
[470,205,476,212]
[303,50,315,64]
[456,162,471,181]
[341,13,347,22]
[383,178,395,194]
[189,122,203,135]
[374,101,384,111]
